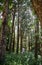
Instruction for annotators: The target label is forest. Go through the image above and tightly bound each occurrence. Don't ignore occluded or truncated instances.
[0,0,42,65]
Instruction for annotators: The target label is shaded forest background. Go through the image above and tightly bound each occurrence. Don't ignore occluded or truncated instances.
[0,0,42,65]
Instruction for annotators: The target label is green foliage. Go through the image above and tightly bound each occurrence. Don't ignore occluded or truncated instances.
[4,52,42,65]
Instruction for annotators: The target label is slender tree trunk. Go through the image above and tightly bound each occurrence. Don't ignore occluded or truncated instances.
[35,20,39,59]
[41,26,42,36]
[30,33,32,51]
[40,24,42,56]
[0,0,8,64]
[12,5,16,52]
[28,34,30,51]
[16,1,19,53]
[20,34,23,52]
[20,27,23,52]
[9,4,16,52]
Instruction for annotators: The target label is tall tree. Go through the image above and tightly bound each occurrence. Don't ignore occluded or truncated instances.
[32,0,42,56]
[35,18,39,59]
[20,22,23,52]
[9,2,16,52]
[32,0,42,28]
[12,3,16,52]
[16,0,19,53]
[0,0,9,64]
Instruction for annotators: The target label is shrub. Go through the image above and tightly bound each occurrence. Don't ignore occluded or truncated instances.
[4,52,42,65]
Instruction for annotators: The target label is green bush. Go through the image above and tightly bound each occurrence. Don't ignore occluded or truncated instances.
[4,52,42,65]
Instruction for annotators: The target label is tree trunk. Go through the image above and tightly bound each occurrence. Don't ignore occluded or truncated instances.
[40,24,42,56]
[35,19,39,59]
[9,4,16,52]
[28,34,30,51]
[20,27,23,52]
[12,5,16,52]
[16,1,19,53]
[0,0,8,64]
[32,0,42,27]
[31,2,42,65]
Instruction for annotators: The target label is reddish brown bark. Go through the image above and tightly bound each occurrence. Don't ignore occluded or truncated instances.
[32,0,42,27]
[32,0,42,56]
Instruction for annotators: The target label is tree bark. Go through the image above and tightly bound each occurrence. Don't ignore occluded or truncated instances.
[16,1,19,53]
[9,4,16,52]
[20,27,23,52]
[32,0,42,27]
[12,5,16,52]
[0,0,8,64]
[35,20,39,59]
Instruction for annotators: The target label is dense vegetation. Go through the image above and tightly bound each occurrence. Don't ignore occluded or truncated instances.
[0,0,42,65]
